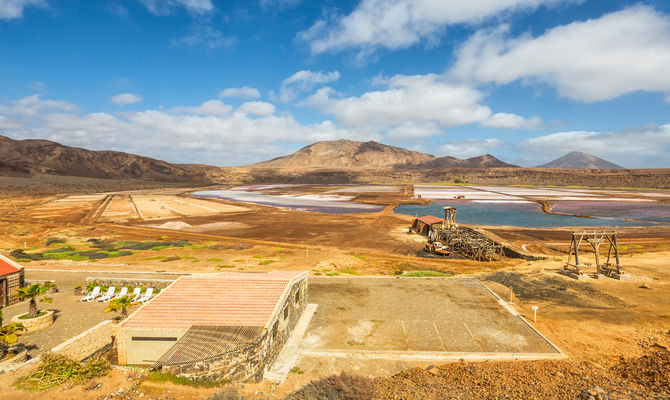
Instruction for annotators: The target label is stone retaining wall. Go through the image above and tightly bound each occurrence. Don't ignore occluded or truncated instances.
[51,320,115,361]
[85,277,175,291]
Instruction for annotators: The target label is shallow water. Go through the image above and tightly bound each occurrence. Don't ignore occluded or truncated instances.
[553,201,670,223]
[192,190,384,214]
[393,201,659,228]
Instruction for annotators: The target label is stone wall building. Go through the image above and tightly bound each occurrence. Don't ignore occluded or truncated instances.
[115,271,308,382]
[0,254,24,308]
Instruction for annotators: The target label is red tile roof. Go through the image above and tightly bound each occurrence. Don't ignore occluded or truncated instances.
[416,215,444,225]
[0,257,21,276]
[123,271,306,329]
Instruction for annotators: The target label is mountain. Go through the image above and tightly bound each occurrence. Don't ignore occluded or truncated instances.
[249,140,516,169]
[537,151,624,169]
[0,135,207,182]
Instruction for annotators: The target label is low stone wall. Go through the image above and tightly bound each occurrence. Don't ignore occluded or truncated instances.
[85,277,174,291]
[51,320,115,361]
[12,310,54,331]
[162,277,308,382]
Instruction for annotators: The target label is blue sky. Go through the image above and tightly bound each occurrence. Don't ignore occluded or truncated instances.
[1,0,670,168]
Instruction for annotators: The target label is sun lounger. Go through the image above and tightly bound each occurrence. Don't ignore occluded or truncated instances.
[80,286,101,302]
[113,287,128,299]
[96,287,116,302]
[130,287,142,302]
[137,288,154,303]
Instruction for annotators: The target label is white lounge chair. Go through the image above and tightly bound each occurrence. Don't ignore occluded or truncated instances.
[113,287,128,299]
[96,287,116,302]
[80,286,101,302]
[137,288,154,303]
[129,288,142,302]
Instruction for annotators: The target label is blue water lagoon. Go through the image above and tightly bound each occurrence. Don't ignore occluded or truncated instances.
[393,201,660,228]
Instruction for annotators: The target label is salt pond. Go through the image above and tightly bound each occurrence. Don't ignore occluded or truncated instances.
[394,201,660,228]
[192,190,384,214]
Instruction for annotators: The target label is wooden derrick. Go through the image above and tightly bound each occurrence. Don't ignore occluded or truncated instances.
[434,226,503,261]
[563,231,626,279]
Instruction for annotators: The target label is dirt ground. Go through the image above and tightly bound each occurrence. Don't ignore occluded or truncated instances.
[0,183,669,399]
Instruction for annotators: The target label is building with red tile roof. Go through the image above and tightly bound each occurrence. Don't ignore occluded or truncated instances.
[0,254,24,307]
[116,271,308,382]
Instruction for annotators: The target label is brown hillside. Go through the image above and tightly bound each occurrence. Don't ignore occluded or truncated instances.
[0,135,206,183]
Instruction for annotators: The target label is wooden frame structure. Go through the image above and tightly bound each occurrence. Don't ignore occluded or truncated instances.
[564,231,623,277]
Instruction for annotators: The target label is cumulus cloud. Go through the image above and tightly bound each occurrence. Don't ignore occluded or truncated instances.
[170,99,232,116]
[0,95,357,166]
[450,5,670,102]
[173,25,236,50]
[218,86,261,99]
[270,70,340,103]
[137,0,213,15]
[236,101,276,117]
[299,0,576,56]
[519,124,670,168]
[304,73,539,138]
[111,93,143,106]
[0,0,45,19]
[439,138,504,159]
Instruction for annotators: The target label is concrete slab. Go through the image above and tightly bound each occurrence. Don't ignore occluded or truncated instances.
[302,277,560,358]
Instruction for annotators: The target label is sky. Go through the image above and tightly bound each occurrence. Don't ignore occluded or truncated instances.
[1,0,670,168]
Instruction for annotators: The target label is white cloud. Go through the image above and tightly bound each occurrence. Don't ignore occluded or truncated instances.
[236,101,276,117]
[304,73,538,136]
[386,121,441,140]
[111,93,143,106]
[173,25,236,50]
[0,0,44,19]
[482,113,542,129]
[170,99,232,116]
[271,70,340,103]
[0,94,77,116]
[299,0,576,55]
[218,86,261,99]
[450,5,670,102]
[519,124,670,168]
[137,0,213,15]
[0,95,356,166]
[439,138,504,159]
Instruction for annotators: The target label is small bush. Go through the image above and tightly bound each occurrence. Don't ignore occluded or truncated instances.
[402,270,451,277]
[45,237,66,246]
[258,260,275,265]
[217,264,233,269]
[289,367,304,375]
[233,259,246,262]
[338,268,358,275]
[208,258,224,262]
[13,352,109,391]
[147,372,226,388]
[284,373,377,400]
[553,258,563,262]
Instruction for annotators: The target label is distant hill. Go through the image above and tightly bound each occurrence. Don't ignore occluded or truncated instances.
[0,135,206,182]
[249,139,516,169]
[538,151,624,169]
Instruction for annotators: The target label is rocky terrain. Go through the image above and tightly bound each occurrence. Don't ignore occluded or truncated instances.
[0,135,206,182]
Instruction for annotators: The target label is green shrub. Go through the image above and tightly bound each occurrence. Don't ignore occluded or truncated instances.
[289,367,304,375]
[258,260,275,265]
[338,268,358,275]
[148,372,226,388]
[45,237,66,246]
[233,259,246,262]
[284,373,376,400]
[13,352,109,391]
[216,265,233,269]
[402,270,451,277]
[208,258,224,262]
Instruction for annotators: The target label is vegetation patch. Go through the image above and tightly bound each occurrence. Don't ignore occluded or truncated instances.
[284,373,376,400]
[402,270,452,277]
[147,372,228,387]
[13,352,109,391]
[18,311,47,319]
[216,264,233,269]
[338,268,359,275]
[258,259,275,265]
[289,366,304,375]
[233,259,246,262]
[208,257,224,262]
[347,253,366,260]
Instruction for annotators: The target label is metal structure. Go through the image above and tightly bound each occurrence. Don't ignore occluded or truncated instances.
[564,231,624,278]
[432,206,504,261]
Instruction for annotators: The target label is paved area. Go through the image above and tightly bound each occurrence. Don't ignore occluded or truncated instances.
[1,270,182,358]
[303,277,558,355]
[265,303,318,383]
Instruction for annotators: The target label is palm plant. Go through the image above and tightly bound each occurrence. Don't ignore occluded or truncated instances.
[0,310,25,360]
[15,283,50,318]
[104,295,136,319]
